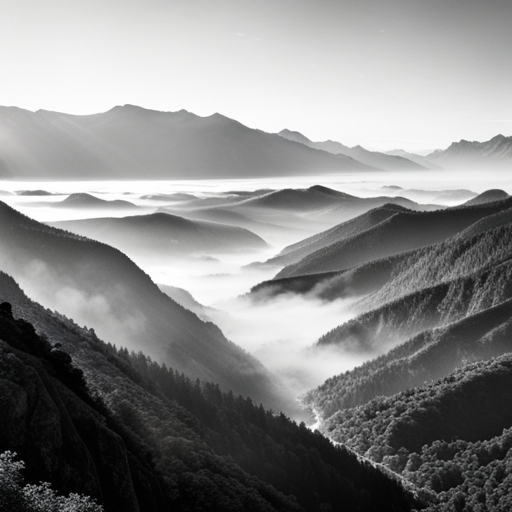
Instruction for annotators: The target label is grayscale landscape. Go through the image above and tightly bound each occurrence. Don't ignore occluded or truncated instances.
[1,0,512,511]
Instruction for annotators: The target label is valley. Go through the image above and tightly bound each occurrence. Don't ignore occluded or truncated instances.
[2,163,512,511]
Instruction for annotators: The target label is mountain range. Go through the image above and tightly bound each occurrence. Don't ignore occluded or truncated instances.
[3,178,512,510]
[272,190,512,510]
[428,134,512,168]
[0,104,509,179]
[159,185,440,249]
[0,105,372,179]
[278,129,428,171]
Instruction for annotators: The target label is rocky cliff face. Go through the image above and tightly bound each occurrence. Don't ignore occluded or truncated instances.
[0,304,170,512]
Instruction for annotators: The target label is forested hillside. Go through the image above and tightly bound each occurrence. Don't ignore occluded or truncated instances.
[296,195,512,511]
[318,356,512,511]
[304,297,512,418]
[0,272,419,512]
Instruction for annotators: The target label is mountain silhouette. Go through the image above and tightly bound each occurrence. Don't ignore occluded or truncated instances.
[428,134,512,169]
[0,105,375,179]
[278,129,426,171]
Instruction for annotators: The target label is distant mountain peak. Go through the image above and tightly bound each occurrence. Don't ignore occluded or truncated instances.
[278,129,312,145]
[428,134,512,167]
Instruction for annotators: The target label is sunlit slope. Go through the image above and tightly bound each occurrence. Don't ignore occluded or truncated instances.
[0,201,289,412]
[323,354,512,451]
[274,196,512,279]
[0,105,375,179]
[48,212,267,256]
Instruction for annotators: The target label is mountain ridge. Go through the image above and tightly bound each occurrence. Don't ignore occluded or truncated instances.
[0,105,375,179]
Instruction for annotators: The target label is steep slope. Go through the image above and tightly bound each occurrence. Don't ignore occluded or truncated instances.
[428,134,512,169]
[275,196,512,279]
[0,275,419,512]
[0,297,168,512]
[48,212,267,257]
[251,258,394,302]
[362,211,512,312]
[268,203,407,268]
[324,355,512,454]
[159,284,216,322]
[0,105,374,179]
[316,253,512,355]
[0,201,289,413]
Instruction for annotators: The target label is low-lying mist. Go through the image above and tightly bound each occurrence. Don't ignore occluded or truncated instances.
[209,291,367,397]
[7,258,149,355]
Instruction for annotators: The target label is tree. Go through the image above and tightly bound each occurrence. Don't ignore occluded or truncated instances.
[0,451,103,512]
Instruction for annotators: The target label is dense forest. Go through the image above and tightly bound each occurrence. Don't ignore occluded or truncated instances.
[319,356,512,511]
[0,272,419,512]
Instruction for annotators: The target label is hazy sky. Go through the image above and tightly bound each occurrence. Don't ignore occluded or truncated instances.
[2,0,511,151]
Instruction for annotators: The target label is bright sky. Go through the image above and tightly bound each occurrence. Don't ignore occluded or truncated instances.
[2,0,511,151]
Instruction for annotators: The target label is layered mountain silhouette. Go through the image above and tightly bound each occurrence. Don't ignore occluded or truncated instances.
[48,212,267,257]
[161,185,438,248]
[383,149,443,169]
[428,134,512,169]
[0,105,374,179]
[0,201,292,414]
[0,105,508,178]
[380,185,477,204]
[254,197,512,354]
[278,129,427,171]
